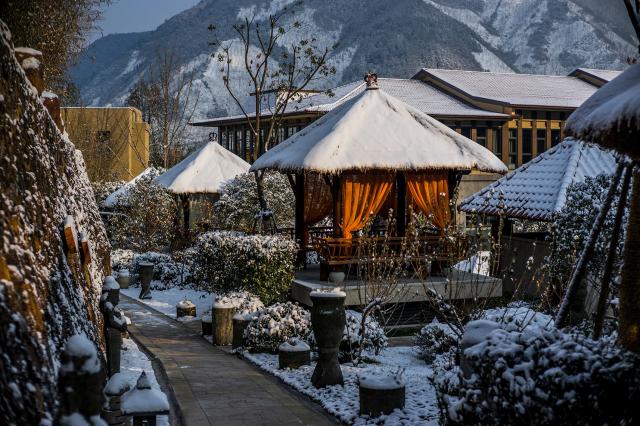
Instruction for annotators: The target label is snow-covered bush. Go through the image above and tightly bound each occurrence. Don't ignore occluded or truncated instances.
[111,248,135,272]
[107,172,175,252]
[244,302,311,353]
[131,252,191,290]
[213,171,294,232]
[213,291,264,315]
[415,319,459,363]
[434,327,640,425]
[186,231,298,304]
[341,310,387,362]
[91,180,125,207]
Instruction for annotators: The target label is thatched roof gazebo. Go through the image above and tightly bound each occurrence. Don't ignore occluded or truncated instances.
[154,141,250,230]
[251,74,506,270]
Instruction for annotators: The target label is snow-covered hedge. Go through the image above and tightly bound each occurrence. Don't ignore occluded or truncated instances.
[213,291,264,315]
[435,327,640,425]
[415,319,459,363]
[131,252,191,290]
[186,231,298,305]
[213,171,295,232]
[244,302,311,353]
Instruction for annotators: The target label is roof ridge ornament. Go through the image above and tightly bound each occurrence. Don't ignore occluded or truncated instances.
[364,72,379,90]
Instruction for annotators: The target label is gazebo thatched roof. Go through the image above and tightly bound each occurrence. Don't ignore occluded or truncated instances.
[565,64,640,160]
[154,142,250,194]
[250,87,507,175]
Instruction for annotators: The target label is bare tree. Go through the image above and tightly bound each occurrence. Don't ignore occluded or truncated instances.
[210,1,335,220]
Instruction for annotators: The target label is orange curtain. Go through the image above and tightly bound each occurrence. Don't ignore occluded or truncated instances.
[304,173,332,226]
[340,174,393,239]
[407,171,450,230]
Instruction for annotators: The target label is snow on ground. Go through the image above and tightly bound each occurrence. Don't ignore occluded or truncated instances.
[120,337,169,426]
[244,346,440,425]
[121,284,213,322]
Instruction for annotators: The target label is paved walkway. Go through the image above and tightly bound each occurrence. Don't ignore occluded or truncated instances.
[120,295,337,426]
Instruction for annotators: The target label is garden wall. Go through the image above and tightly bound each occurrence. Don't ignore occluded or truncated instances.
[0,21,110,424]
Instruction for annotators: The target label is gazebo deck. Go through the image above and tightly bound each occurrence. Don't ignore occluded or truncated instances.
[291,265,502,307]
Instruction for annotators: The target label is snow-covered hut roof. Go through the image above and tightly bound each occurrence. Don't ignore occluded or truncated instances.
[417,68,600,108]
[103,167,160,208]
[154,142,250,194]
[565,64,640,160]
[459,138,617,221]
[249,87,508,175]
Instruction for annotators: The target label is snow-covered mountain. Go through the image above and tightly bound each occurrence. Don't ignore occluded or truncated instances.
[71,0,637,120]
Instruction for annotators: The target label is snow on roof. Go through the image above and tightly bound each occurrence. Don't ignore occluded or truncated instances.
[421,68,600,108]
[250,87,508,175]
[102,167,160,208]
[190,78,508,126]
[570,68,623,84]
[459,138,616,221]
[153,142,249,194]
[565,64,640,160]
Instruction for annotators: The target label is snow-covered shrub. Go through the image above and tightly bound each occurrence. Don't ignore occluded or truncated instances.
[415,319,459,363]
[341,310,387,361]
[186,231,298,304]
[131,252,190,290]
[107,172,175,252]
[213,171,294,232]
[244,302,311,353]
[91,180,125,207]
[213,291,264,315]
[111,248,135,272]
[546,175,628,302]
[435,327,640,425]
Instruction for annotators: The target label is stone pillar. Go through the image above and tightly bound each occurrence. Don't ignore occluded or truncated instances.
[102,372,131,426]
[138,262,154,299]
[104,305,127,377]
[232,314,252,349]
[102,275,120,306]
[212,304,235,346]
[310,291,346,388]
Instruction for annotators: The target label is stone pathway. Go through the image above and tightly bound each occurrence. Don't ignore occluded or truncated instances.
[120,295,337,426]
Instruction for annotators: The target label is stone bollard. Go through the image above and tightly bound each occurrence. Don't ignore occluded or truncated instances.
[121,372,169,426]
[211,300,235,346]
[59,334,106,422]
[278,339,311,369]
[116,269,130,289]
[104,304,127,377]
[176,300,196,318]
[15,47,44,95]
[309,289,346,388]
[232,313,252,349]
[102,372,131,426]
[459,320,500,379]
[359,373,405,417]
[102,275,120,306]
[138,262,154,300]
[201,314,213,336]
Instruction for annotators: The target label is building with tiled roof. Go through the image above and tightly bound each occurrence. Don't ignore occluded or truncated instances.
[458,138,617,221]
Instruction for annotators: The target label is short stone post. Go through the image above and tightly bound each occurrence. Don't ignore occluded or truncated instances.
[309,289,346,388]
[212,301,235,346]
[138,262,154,300]
[176,300,196,318]
[121,372,169,426]
[104,304,127,377]
[232,313,252,349]
[102,372,131,426]
[279,339,311,369]
[359,373,406,417]
[59,334,106,422]
[102,275,120,306]
[116,269,130,289]
[201,313,213,336]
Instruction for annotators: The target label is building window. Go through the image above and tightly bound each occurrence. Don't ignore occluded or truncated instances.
[221,129,227,149]
[236,129,243,155]
[461,127,472,139]
[493,128,502,158]
[245,130,251,160]
[536,129,546,154]
[476,127,486,147]
[522,128,532,163]
[277,127,285,144]
[551,129,561,146]
[508,129,517,168]
[228,130,235,153]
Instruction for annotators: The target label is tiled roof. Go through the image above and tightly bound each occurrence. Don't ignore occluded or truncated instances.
[459,138,616,221]
[571,68,623,83]
[420,68,600,109]
[191,78,508,126]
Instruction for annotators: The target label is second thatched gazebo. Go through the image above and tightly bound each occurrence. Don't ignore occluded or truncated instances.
[250,75,507,270]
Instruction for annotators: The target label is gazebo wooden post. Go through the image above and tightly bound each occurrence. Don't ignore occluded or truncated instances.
[180,194,190,232]
[294,173,307,265]
[331,175,342,237]
[396,172,407,237]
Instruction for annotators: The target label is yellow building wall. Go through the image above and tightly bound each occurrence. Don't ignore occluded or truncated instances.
[62,107,150,181]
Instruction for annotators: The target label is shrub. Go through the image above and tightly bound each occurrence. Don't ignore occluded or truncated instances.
[434,327,640,425]
[213,171,294,232]
[186,231,298,305]
[415,319,459,363]
[91,180,125,207]
[131,252,190,290]
[213,291,264,315]
[341,310,387,362]
[244,302,311,353]
[111,248,135,272]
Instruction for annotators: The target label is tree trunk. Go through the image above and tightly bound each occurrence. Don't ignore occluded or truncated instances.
[619,166,640,353]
